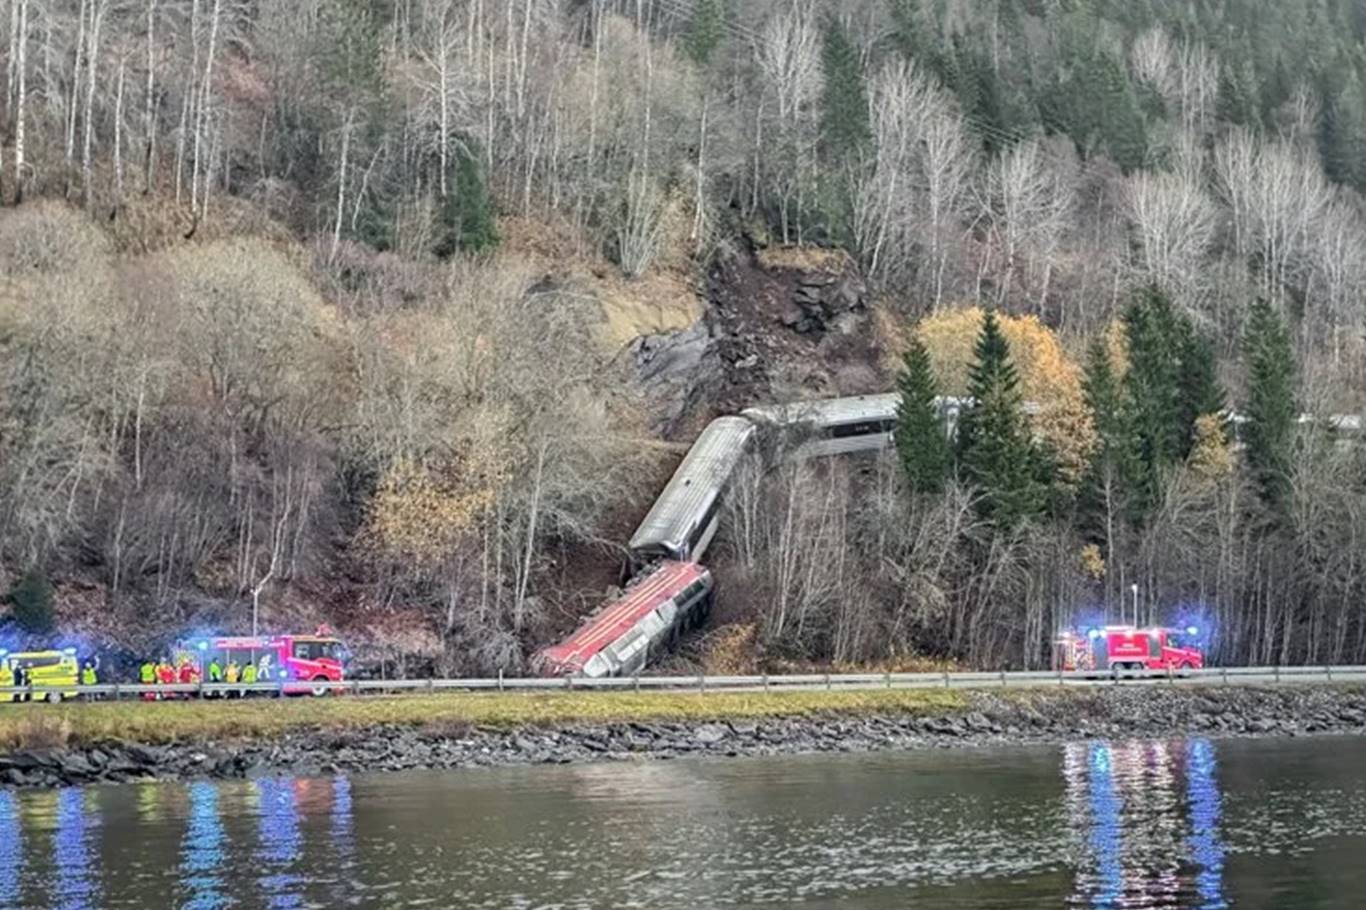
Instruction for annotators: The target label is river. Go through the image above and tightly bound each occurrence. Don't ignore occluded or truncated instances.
[1,735,1364,908]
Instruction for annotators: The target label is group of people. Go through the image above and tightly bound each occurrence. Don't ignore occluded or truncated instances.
[137,654,275,698]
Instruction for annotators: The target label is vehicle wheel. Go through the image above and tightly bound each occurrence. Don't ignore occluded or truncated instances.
[46,691,62,704]
[310,677,329,697]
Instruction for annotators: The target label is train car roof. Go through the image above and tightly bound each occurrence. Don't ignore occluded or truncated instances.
[538,562,710,670]
[628,417,756,553]
[741,393,901,426]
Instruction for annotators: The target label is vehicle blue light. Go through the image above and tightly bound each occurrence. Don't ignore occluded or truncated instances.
[1186,626,1200,636]
[198,641,209,651]
[62,647,76,656]
[1087,628,1103,640]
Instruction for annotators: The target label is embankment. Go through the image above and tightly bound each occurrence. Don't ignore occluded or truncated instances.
[2,685,1364,789]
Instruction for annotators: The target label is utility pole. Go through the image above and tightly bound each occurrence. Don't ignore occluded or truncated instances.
[1130,584,1139,626]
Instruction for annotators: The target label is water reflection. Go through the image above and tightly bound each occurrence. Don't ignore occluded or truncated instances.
[255,778,304,909]
[0,790,21,906]
[1064,739,1228,909]
[51,787,98,910]
[179,782,226,910]
[1186,739,1226,909]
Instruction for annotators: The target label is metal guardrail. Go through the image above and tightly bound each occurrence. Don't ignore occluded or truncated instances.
[3,665,1366,702]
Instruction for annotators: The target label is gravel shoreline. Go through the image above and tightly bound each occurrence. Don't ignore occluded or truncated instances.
[3,685,1364,790]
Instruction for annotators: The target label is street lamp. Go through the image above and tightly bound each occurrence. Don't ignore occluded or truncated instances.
[1130,584,1139,626]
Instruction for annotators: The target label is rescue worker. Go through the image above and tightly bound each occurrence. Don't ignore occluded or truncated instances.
[156,658,177,700]
[139,658,157,701]
[258,655,273,682]
[0,661,14,703]
[81,659,98,701]
[225,659,240,697]
[206,656,223,697]
[13,664,27,703]
[240,659,257,698]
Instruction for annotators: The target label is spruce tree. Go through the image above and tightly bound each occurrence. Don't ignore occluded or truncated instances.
[957,311,1048,526]
[819,18,872,165]
[895,338,951,495]
[436,141,499,258]
[6,570,54,635]
[1121,288,1226,519]
[1243,298,1298,510]
[684,0,726,68]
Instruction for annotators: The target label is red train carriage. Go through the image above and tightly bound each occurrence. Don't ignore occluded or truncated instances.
[537,562,714,678]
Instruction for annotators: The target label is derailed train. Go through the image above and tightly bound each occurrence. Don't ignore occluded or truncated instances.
[536,393,923,678]
[536,393,1363,678]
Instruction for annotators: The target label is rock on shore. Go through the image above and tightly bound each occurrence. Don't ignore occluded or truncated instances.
[3,686,1365,790]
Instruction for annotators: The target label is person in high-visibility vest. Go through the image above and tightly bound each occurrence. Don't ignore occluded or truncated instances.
[80,660,98,701]
[139,659,157,700]
[206,657,223,697]
[240,660,257,697]
[224,660,240,699]
[0,661,14,703]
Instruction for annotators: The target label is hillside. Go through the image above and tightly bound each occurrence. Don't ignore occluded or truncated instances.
[1,0,1365,674]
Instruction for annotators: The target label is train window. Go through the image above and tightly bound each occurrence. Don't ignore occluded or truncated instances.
[829,419,897,439]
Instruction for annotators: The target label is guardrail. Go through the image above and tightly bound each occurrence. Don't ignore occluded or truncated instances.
[3,665,1366,703]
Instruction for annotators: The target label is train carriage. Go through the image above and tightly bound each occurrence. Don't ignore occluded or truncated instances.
[536,562,714,678]
[628,417,756,565]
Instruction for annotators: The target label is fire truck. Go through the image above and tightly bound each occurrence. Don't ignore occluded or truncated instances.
[1054,625,1204,675]
[181,628,347,695]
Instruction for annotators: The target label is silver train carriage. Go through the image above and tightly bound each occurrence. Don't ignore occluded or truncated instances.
[741,394,967,459]
[628,416,757,565]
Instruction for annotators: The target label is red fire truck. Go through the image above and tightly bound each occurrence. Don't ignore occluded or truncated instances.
[1054,625,1204,675]
[181,627,347,695]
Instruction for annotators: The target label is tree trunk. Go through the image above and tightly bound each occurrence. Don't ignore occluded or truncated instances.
[12,0,27,203]
[143,0,158,192]
[81,0,108,208]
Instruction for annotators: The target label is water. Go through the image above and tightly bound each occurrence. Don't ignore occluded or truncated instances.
[1,736,1365,908]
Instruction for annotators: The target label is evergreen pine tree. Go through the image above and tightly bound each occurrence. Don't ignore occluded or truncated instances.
[1177,331,1226,455]
[1078,338,1131,544]
[684,0,726,67]
[1243,298,1298,510]
[819,17,872,165]
[1121,289,1185,518]
[957,311,1049,526]
[895,338,952,495]
[436,141,499,258]
[1120,288,1226,519]
[6,570,54,635]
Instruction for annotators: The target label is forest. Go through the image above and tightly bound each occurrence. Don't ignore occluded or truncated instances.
[0,0,1365,672]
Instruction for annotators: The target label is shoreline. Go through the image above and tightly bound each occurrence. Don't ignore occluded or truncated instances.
[2,685,1364,790]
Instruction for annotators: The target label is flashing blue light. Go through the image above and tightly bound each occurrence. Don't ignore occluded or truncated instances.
[1087,628,1103,640]
[1186,626,1200,636]
[198,641,209,651]
[62,648,76,656]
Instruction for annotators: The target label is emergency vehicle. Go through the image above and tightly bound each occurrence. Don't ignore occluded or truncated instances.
[182,628,347,695]
[1054,625,1205,675]
[0,648,82,702]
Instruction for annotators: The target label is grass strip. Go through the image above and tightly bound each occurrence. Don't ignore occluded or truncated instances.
[0,688,973,750]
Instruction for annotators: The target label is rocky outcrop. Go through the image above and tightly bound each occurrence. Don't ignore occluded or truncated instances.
[628,321,723,434]
[3,686,1365,790]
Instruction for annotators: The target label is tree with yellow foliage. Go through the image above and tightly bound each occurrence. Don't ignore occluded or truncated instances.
[916,307,1096,483]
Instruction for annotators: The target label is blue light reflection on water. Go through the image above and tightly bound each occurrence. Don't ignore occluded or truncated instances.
[254,777,305,910]
[0,790,21,906]
[1087,742,1124,909]
[1186,739,1227,909]
[179,782,227,910]
[51,788,97,910]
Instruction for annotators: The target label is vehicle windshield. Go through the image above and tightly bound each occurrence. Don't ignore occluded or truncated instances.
[292,640,343,661]
[12,655,62,670]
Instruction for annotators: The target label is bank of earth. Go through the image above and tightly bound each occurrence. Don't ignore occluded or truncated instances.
[1,685,1363,790]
